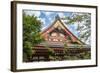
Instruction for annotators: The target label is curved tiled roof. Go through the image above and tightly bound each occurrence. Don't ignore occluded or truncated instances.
[41,16,86,45]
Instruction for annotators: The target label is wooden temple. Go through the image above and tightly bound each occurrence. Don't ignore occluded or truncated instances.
[31,16,90,61]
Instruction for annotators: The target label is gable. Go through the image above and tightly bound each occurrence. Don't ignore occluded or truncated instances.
[53,20,65,29]
[41,18,85,45]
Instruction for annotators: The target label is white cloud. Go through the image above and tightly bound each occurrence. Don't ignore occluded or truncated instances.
[58,13,65,18]
[24,10,41,17]
[45,12,53,16]
[44,12,55,23]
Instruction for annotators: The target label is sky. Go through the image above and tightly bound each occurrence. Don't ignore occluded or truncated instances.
[23,10,79,36]
[23,10,90,45]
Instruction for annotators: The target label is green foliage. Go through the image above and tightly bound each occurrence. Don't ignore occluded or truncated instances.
[63,42,90,60]
[63,41,68,54]
[80,51,91,59]
[23,41,32,57]
[54,56,62,61]
[67,36,72,41]
[44,43,54,55]
[48,48,55,56]
[23,13,44,62]
[49,55,55,60]
[67,15,83,24]
[65,13,91,44]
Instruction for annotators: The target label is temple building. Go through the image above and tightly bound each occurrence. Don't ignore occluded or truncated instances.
[31,16,90,61]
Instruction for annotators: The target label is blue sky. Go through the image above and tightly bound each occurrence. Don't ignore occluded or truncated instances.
[23,10,80,37]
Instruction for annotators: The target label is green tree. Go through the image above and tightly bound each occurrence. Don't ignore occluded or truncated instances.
[63,41,70,60]
[23,13,44,62]
[44,43,55,61]
[65,13,91,44]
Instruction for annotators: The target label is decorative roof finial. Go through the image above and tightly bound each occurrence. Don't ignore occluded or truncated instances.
[55,14,60,20]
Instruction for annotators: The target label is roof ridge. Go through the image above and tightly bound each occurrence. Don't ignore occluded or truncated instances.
[41,16,86,45]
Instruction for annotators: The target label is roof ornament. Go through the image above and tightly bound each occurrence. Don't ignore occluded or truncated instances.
[55,14,60,20]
